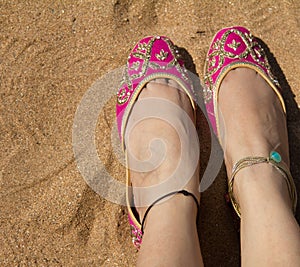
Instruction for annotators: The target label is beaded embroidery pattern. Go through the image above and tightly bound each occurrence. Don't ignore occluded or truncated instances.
[203,28,280,104]
[117,36,194,106]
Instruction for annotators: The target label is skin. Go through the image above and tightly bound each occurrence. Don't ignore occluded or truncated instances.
[125,68,300,266]
[218,68,300,267]
[126,79,203,267]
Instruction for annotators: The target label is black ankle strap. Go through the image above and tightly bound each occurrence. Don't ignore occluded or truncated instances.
[141,189,200,234]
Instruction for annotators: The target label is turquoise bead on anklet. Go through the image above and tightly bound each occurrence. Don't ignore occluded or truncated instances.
[270,151,282,163]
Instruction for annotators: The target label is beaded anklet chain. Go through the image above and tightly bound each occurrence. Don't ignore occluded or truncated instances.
[228,151,297,218]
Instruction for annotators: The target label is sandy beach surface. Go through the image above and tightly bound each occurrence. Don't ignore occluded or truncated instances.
[1,0,299,266]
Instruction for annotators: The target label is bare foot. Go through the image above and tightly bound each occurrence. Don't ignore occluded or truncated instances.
[217,66,300,267]
[125,78,200,223]
[218,68,292,211]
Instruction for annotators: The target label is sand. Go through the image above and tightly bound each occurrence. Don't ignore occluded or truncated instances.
[0,0,299,266]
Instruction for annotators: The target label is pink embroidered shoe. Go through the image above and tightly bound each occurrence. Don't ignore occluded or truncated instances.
[116,36,199,248]
[203,26,297,218]
[203,26,285,136]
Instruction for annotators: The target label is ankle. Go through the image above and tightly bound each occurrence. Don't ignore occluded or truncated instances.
[224,141,283,174]
[232,164,293,212]
[142,192,199,233]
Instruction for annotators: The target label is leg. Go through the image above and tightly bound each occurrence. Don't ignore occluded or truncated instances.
[126,79,204,267]
[219,68,300,266]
